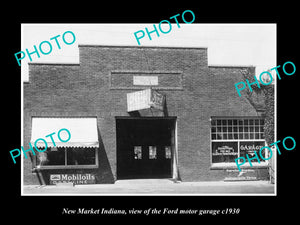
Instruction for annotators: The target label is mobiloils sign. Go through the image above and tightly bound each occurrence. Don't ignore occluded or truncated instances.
[50,174,96,185]
[15,31,76,66]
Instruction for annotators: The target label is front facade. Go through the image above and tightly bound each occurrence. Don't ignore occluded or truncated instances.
[23,45,270,185]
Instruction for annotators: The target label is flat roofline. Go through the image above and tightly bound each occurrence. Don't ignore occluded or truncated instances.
[210,116,265,119]
[28,62,80,66]
[208,64,255,68]
[78,44,208,50]
[115,116,177,120]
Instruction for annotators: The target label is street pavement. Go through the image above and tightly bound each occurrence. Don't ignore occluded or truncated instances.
[22,179,275,195]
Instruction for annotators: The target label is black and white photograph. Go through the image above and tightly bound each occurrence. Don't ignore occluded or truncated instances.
[3,5,298,221]
[20,23,277,195]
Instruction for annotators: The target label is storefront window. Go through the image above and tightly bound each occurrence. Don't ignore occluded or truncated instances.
[211,118,264,140]
[36,147,97,168]
[239,141,266,162]
[37,147,65,166]
[67,148,96,165]
[212,142,238,163]
[211,118,266,165]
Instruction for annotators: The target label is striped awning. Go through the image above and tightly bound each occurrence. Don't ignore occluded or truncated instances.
[30,117,99,148]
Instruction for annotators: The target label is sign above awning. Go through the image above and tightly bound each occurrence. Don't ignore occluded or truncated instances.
[30,117,99,148]
[127,89,165,112]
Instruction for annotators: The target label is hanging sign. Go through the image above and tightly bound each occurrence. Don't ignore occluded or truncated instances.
[127,89,165,112]
[150,90,165,111]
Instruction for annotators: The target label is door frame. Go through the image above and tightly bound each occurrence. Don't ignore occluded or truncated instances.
[115,116,178,180]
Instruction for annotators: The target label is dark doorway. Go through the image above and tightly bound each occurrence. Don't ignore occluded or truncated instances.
[116,117,176,179]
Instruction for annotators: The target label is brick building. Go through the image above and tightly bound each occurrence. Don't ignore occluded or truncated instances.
[23,45,269,185]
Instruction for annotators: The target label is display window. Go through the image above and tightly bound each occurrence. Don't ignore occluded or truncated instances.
[36,147,98,169]
[211,118,267,167]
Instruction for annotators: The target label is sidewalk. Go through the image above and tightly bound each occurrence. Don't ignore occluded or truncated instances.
[22,179,275,195]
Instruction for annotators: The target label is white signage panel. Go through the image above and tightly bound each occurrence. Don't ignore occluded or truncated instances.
[127,89,151,112]
[133,76,158,86]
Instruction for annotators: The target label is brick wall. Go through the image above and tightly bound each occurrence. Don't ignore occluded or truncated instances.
[23,45,265,184]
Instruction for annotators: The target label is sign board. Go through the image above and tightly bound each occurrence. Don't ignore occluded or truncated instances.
[133,76,158,86]
[127,89,165,112]
[214,145,235,155]
[240,141,265,152]
[50,174,96,185]
[127,89,151,112]
[239,141,265,161]
[224,176,258,181]
[211,142,238,163]
[212,143,238,156]
[224,168,257,181]
[226,169,255,173]
[150,90,165,111]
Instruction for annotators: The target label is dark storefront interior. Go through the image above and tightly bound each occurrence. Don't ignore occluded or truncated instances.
[116,117,176,179]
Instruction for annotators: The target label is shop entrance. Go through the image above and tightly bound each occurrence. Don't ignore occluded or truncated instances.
[116,117,176,180]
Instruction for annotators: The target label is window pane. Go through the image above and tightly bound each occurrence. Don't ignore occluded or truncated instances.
[211,120,216,126]
[37,147,65,166]
[212,142,238,163]
[211,118,265,141]
[240,141,266,162]
[134,146,142,160]
[149,146,157,159]
[165,146,172,159]
[260,119,265,126]
[67,147,96,165]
